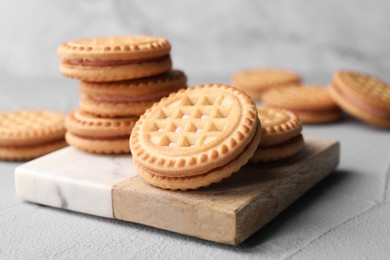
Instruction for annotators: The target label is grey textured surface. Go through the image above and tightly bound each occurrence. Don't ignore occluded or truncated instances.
[1,77,390,259]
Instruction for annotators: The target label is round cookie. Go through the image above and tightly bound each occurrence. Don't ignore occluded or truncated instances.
[65,109,137,154]
[329,71,390,128]
[0,110,67,160]
[262,85,342,124]
[232,69,301,99]
[130,84,261,190]
[79,70,187,117]
[250,107,304,163]
[58,36,172,82]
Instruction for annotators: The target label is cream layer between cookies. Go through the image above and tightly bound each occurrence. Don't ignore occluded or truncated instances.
[0,138,65,148]
[332,83,390,119]
[65,55,170,67]
[259,134,302,148]
[90,90,174,103]
[70,133,130,141]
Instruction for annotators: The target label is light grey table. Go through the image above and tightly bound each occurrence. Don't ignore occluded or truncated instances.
[1,76,389,259]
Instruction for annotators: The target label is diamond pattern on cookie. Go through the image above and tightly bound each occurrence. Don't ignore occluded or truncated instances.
[145,94,232,148]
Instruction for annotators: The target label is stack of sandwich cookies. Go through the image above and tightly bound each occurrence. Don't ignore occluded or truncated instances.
[329,71,390,129]
[0,110,67,160]
[250,107,304,163]
[58,36,172,82]
[232,69,301,99]
[65,110,137,154]
[130,84,261,190]
[79,70,186,117]
[58,36,187,154]
[262,85,342,124]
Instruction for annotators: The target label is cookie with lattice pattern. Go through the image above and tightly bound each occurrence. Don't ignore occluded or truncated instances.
[250,107,304,162]
[262,85,342,124]
[232,69,301,99]
[330,71,390,128]
[58,36,172,82]
[65,109,137,154]
[79,70,186,117]
[130,84,261,190]
[0,110,67,160]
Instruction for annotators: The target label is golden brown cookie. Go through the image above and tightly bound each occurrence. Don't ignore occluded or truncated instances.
[58,36,172,82]
[65,109,137,154]
[78,70,187,117]
[130,84,261,190]
[250,107,304,162]
[262,85,342,124]
[0,110,67,160]
[232,69,301,99]
[329,71,390,129]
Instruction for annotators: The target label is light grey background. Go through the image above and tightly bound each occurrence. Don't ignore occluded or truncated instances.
[1,0,390,83]
[1,1,390,259]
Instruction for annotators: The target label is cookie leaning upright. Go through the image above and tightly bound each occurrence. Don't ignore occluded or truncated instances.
[329,71,390,129]
[130,84,261,190]
[58,36,172,82]
[251,107,304,163]
[0,110,67,160]
[232,69,301,99]
[262,85,342,124]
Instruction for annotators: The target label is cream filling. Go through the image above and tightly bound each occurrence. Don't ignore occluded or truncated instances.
[91,90,174,103]
[65,55,169,67]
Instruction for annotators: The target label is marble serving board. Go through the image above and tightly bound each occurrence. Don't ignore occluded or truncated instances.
[15,136,339,245]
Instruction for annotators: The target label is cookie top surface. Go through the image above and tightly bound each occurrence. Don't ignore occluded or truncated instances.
[0,110,66,146]
[257,107,302,146]
[79,70,187,98]
[232,69,301,88]
[58,36,171,61]
[130,84,259,177]
[65,110,137,137]
[334,71,390,110]
[262,85,339,111]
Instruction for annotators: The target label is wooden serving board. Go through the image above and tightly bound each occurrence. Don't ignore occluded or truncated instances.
[15,136,339,245]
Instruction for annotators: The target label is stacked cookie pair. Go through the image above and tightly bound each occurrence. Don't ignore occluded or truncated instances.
[57,36,187,153]
[329,71,390,129]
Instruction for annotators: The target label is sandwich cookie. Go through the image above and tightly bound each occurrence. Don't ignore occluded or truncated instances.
[130,84,261,190]
[232,69,301,99]
[79,70,187,117]
[65,109,137,154]
[251,107,304,162]
[0,110,67,160]
[58,36,172,82]
[262,85,342,124]
[329,71,390,129]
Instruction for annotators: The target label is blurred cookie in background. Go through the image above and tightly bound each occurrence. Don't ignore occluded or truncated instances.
[0,110,67,160]
[262,85,342,124]
[232,69,301,100]
[329,71,390,129]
